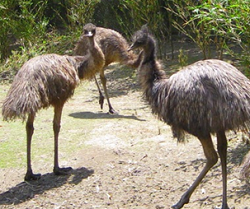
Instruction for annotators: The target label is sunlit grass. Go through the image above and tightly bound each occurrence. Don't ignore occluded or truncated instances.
[0,66,151,171]
[0,82,97,169]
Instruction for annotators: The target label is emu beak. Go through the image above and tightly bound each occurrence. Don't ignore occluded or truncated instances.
[84,31,94,37]
[127,43,135,51]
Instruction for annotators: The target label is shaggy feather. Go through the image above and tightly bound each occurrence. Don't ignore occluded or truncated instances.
[2,54,82,121]
[165,60,250,139]
[130,25,250,185]
[2,23,104,122]
[74,26,140,68]
[1,23,105,181]
[134,33,250,141]
[74,25,142,113]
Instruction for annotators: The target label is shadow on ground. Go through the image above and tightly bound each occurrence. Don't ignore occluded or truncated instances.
[229,142,250,166]
[95,64,139,98]
[0,167,94,205]
[173,146,250,206]
[69,111,146,121]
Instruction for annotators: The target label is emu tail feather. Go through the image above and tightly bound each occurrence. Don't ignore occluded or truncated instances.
[2,54,82,122]
[2,78,46,121]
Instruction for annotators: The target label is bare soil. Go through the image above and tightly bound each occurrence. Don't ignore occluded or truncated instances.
[1,61,250,209]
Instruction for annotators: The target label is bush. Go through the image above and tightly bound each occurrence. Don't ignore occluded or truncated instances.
[167,0,250,66]
[1,0,250,82]
[0,0,99,81]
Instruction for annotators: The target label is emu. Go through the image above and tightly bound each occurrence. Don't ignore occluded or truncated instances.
[74,25,142,114]
[2,23,105,181]
[128,25,250,209]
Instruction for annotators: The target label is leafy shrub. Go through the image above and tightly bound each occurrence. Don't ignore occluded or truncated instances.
[167,0,250,67]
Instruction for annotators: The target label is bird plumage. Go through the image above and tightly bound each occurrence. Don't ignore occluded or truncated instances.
[129,24,250,209]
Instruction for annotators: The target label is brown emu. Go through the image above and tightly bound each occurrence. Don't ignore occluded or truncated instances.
[2,23,104,181]
[128,25,250,209]
[74,26,142,114]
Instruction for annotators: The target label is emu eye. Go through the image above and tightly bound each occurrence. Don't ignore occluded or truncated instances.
[136,40,143,44]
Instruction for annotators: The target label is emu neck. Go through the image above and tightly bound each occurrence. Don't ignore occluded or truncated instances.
[76,36,104,80]
[88,37,96,52]
[88,36,105,68]
[142,36,156,64]
[138,36,167,103]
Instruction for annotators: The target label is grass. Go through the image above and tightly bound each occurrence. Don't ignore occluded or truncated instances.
[0,135,26,168]
[0,76,143,170]
[1,56,250,209]
[0,82,97,169]
[0,41,247,173]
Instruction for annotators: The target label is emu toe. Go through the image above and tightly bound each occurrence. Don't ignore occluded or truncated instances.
[53,167,72,176]
[25,172,41,181]
[108,108,119,115]
[213,205,230,209]
[171,195,190,209]
[171,202,186,209]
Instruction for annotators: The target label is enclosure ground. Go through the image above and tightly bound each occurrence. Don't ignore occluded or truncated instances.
[0,64,250,209]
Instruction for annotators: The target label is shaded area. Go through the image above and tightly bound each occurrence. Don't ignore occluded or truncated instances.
[229,142,250,166]
[172,156,250,207]
[69,111,145,122]
[95,64,139,98]
[234,182,250,204]
[0,167,94,206]
[177,139,250,171]
[172,140,250,206]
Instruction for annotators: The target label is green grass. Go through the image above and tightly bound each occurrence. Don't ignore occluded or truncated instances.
[0,66,162,170]
[0,83,97,169]
[0,132,26,168]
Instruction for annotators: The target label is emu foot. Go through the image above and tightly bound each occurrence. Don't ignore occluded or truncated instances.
[99,95,105,109]
[218,203,230,209]
[108,108,118,115]
[213,205,230,209]
[171,194,190,209]
[25,171,41,181]
[53,167,72,176]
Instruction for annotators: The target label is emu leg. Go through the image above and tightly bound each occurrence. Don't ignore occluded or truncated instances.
[99,69,117,114]
[25,114,41,181]
[172,135,218,209]
[216,131,230,209]
[53,105,72,175]
[94,76,105,109]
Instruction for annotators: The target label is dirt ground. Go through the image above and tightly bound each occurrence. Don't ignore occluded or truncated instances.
[1,60,250,209]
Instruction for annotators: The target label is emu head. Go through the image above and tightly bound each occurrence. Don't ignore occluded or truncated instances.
[83,23,96,37]
[128,24,149,51]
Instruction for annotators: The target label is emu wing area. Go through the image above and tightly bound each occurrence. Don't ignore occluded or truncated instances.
[160,59,250,138]
[2,54,79,121]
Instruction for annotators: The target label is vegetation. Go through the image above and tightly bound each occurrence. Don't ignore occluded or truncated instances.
[0,0,250,81]
[167,0,250,67]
